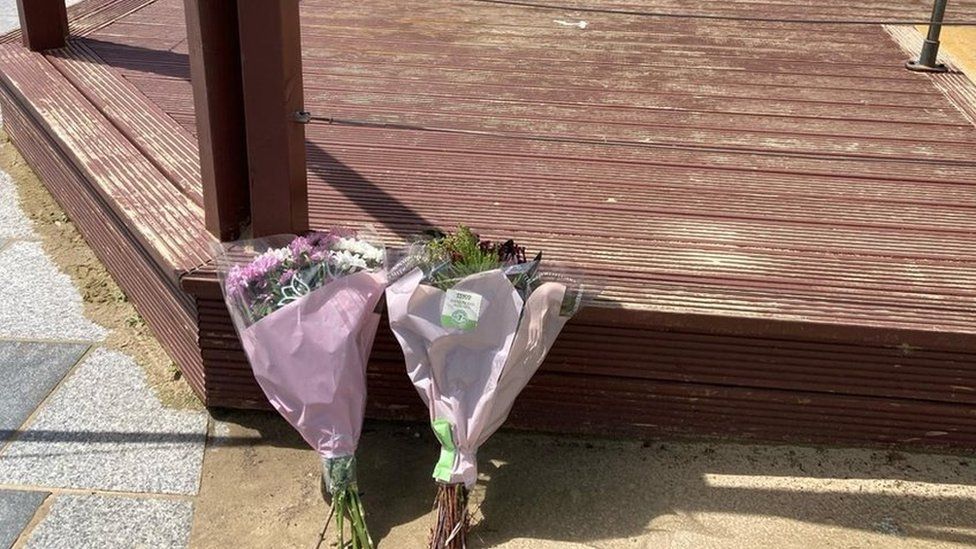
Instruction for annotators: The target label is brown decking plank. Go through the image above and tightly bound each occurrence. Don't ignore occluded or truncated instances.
[300,38,929,81]
[308,154,976,214]
[0,43,210,275]
[365,373,976,447]
[302,32,908,68]
[47,41,202,206]
[306,157,976,237]
[302,128,976,186]
[302,67,946,110]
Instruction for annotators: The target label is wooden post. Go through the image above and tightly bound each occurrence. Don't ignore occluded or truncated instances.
[183,0,251,241]
[236,0,309,236]
[16,0,69,51]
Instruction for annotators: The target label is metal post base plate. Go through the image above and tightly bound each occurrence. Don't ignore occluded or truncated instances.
[905,60,948,73]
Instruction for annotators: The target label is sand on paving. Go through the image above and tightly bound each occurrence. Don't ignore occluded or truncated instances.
[0,129,199,409]
[191,411,976,548]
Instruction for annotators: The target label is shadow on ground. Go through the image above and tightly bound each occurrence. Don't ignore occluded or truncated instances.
[186,410,976,548]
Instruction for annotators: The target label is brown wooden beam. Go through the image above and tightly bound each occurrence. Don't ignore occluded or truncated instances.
[16,0,68,51]
[183,0,251,241]
[236,0,309,237]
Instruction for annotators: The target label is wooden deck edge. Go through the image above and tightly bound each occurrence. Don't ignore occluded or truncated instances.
[0,84,207,401]
[0,44,212,275]
[191,265,976,441]
[183,267,976,353]
[49,40,204,206]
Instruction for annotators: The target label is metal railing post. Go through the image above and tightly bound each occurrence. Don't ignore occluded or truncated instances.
[906,0,949,72]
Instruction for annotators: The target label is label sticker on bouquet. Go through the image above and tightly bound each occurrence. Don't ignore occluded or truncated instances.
[441,289,483,331]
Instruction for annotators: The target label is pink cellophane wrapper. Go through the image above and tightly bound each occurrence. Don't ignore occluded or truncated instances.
[386,268,570,487]
[239,270,386,459]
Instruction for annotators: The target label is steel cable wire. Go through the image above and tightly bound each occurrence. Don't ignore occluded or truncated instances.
[466,0,976,25]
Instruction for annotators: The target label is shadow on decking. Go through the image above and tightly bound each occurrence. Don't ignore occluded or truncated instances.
[77,38,191,80]
[56,37,435,240]
[306,141,434,239]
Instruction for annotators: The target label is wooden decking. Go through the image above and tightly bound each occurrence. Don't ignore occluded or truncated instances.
[3,0,976,448]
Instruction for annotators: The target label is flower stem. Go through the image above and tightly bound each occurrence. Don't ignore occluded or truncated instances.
[429,483,469,549]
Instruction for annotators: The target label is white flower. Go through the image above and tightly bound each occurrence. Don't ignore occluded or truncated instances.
[260,246,293,263]
[331,250,369,272]
[334,237,384,264]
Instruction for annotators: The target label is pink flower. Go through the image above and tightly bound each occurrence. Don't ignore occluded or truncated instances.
[225,265,248,297]
[289,236,312,258]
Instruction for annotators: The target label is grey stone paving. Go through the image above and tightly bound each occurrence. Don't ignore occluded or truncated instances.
[24,494,193,549]
[0,340,88,444]
[0,6,206,544]
[0,241,107,341]
[0,490,47,548]
[0,348,207,495]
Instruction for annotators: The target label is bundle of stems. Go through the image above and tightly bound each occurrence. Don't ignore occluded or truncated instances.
[430,483,469,549]
[332,486,374,549]
[320,456,374,549]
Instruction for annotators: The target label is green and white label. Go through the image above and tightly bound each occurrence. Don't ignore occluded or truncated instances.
[441,289,482,331]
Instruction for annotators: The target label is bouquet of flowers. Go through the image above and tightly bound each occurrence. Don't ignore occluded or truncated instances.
[386,227,584,548]
[216,229,386,549]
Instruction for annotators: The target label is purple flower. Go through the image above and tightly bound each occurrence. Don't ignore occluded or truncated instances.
[310,249,329,262]
[288,236,312,258]
[248,253,282,280]
[225,265,248,297]
[279,269,296,285]
[225,251,282,296]
[306,228,355,253]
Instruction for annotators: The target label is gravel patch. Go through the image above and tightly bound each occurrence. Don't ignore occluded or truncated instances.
[24,494,192,549]
[0,340,88,443]
[0,170,34,239]
[0,241,106,341]
[0,348,207,495]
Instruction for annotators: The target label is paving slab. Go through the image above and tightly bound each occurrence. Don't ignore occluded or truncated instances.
[0,348,207,495]
[0,340,88,444]
[0,241,106,341]
[24,494,192,549]
[0,490,47,548]
[0,170,34,240]
[0,0,86,34]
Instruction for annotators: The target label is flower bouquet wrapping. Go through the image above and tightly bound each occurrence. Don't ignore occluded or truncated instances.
[386,227,584,548]
[215,229,386,549]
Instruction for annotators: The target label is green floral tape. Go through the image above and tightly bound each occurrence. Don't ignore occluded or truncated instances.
[323,455,357,495]
[431,419,457,482]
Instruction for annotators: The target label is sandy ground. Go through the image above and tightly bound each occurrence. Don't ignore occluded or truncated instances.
[0,129,199,410]
[191,411,976,549]
[918,26,976,76]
